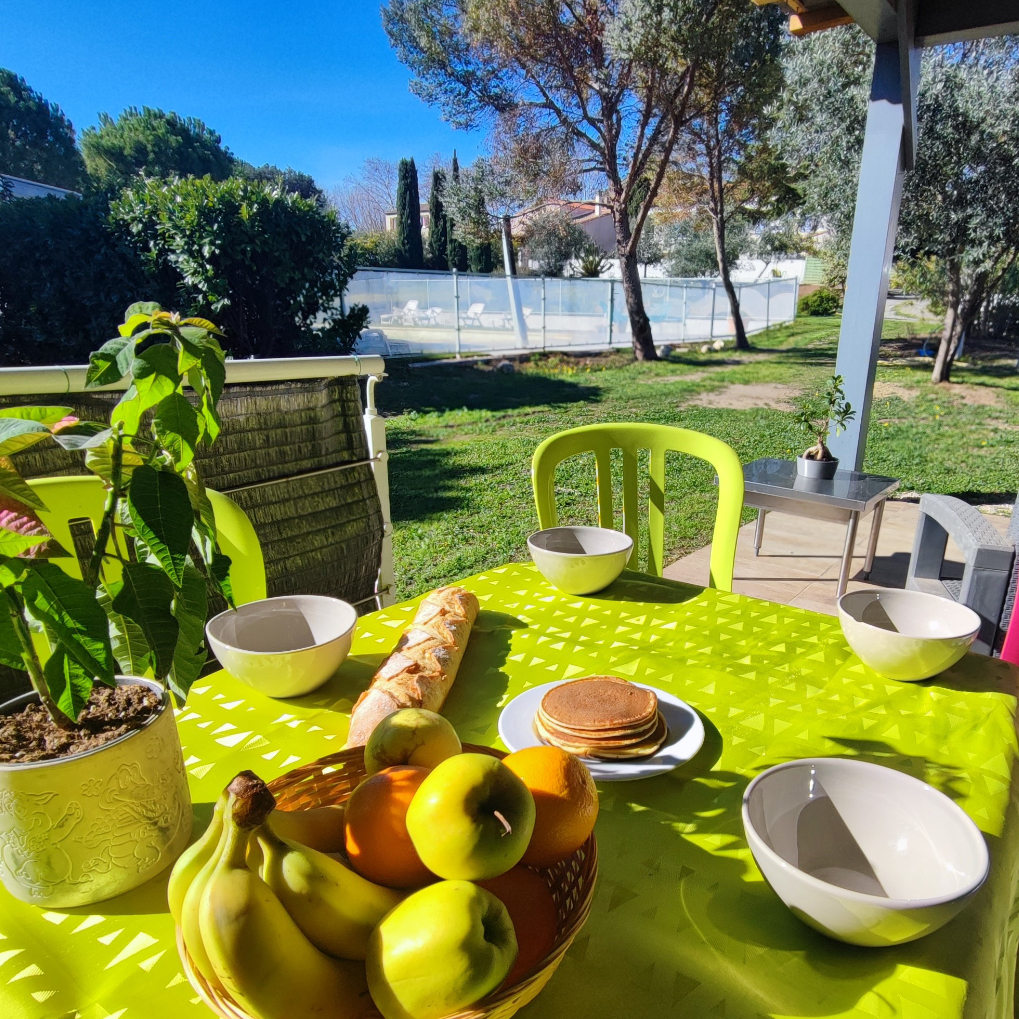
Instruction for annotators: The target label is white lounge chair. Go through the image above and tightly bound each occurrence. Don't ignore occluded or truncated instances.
[460,303,485,327]
[381,299,420,325]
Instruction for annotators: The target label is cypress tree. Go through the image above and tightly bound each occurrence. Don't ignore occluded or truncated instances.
[427,168,448,270]
[395,157,423,269]
[468,236,494,274]
[447,151,468,272]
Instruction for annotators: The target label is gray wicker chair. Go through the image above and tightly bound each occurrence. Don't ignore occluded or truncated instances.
[906,493,1018,655]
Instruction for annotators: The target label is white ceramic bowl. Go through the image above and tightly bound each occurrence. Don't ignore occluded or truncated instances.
[743,758,988,947]
[838,588,981,681]
[207,595,357,698]
[527,526,634,595]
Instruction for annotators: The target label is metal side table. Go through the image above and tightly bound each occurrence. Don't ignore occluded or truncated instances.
[742,458,900,599]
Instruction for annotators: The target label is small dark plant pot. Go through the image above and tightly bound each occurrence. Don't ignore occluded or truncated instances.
[796,455,839,480]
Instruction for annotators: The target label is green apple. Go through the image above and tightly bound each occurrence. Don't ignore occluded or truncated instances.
[405,754,535,880]
[366,880,517,1019]
[364,708,462,776]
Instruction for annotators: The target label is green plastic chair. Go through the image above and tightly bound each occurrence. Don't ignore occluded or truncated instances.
[531,423,745,591]
[27,476,267,605]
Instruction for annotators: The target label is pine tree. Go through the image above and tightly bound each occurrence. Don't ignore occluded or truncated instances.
[395,157,424,269]
[447,151,468,272]
[427,168,448,269]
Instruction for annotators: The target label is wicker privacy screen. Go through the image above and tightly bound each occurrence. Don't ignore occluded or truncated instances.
[0,377,385,698]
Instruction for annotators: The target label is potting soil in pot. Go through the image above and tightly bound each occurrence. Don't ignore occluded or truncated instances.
[0,684,161,763]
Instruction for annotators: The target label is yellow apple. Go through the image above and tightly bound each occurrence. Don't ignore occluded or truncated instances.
[364,708,462,776]
[405,754,535,880]
[366,880,517,1019]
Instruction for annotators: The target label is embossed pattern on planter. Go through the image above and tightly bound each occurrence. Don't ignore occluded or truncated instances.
[0,690,192,909]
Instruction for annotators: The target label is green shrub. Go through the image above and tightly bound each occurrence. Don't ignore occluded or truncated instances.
[0,194,161,365]
[112,177,368,357]
[798,287,841,316]
[346,230,401,268]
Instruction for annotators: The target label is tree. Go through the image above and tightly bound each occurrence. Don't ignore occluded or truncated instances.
[0,69,84,189]
[81,107,235,185]
[236,162,323,203]
[446,151,468,271]
[442,156,516,273]
[112,177,368,358]
[775,31,1019,383]
[329,156,398,231]
[771,27,874,281]
[899,40,1019,383]
[395,157,424,269]
[663,216,749,278]
[520,206,587,276]
[382,0,744,360]
[663,3,787,350]
[427,167,449,269]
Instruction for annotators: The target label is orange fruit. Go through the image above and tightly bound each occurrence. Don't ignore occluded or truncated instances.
[479,866,558,986]
[503,746,598,867]
[344,765,434,888]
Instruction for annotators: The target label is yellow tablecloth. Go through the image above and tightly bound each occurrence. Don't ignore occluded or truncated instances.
[3,563,1019,1019]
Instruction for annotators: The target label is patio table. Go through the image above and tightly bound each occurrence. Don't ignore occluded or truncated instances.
[741,458,901,598]
[2,561,1019,1019]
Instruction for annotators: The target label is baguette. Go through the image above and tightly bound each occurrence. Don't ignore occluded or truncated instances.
[345,586,480,747]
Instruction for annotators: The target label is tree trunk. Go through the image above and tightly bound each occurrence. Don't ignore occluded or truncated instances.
[932,262,985,384]
[612,201,657,360]
[711,214,749,351]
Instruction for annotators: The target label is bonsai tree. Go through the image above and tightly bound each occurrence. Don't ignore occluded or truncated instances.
[795,374,856,463]
[0,303,234,727]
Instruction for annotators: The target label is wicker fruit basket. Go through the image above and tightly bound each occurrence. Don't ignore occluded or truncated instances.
[177,743,598,1019]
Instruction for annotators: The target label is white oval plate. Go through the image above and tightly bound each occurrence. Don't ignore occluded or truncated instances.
[498,680,705,782]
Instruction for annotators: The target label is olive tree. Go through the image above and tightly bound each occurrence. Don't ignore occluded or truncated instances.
[899,40,1019,382]
[381,0,742,360]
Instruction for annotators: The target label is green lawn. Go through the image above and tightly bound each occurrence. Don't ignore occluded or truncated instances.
[378,317,1019,600]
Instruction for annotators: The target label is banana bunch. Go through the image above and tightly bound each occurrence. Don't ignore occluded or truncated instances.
[169,772,402,1019]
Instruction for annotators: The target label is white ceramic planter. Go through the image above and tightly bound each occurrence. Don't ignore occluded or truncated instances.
[0,677,192,908]
[796,455,839,480]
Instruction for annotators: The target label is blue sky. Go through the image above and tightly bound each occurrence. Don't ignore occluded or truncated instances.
[0,0,485,190]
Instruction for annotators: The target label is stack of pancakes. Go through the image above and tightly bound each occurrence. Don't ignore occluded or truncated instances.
[534,676,668,760]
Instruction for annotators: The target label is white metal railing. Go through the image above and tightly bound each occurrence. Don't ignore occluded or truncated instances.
[347,268,798,358]
[0,355,395,608]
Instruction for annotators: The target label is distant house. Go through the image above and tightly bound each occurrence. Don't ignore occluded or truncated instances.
[384,201,430,234]
[0,173,80,200]
[511,196,615,254]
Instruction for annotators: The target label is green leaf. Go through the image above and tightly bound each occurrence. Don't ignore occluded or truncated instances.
[119,312,154,337]
[0,406,73,427]
[182,316,225,336]
[86,336,133,388]
[112,374,175,435]
[125,301,162,319]
[201,347,226,405]
[0,594,27,671]
[51,427,113,451]
[169,561,209,701]
[0,556,30,588]
[126,466,193,586]
[85,439,144,484]
[0,531,51,557]
[0,461,46,511]
[43,649,95,722]
[0,417,52,458]
[112,561,178,679]
[21,561,115,684]
[102,587,153,678]
[154,392,201,469]
[133,343,181,386]
[210,550,234,609]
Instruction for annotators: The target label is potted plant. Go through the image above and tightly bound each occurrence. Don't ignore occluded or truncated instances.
[0,303,235,908]
[794,374,856,480]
